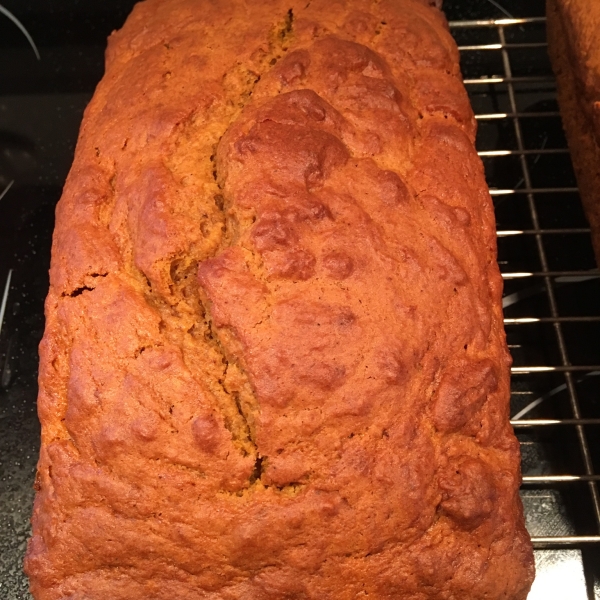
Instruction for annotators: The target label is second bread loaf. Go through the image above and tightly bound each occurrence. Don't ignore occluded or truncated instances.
[547,0,600,267]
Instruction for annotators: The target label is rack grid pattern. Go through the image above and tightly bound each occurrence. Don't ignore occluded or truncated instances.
[450,14,600,587]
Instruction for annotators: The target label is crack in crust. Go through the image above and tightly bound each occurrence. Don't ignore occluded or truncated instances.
[181,9,298,481]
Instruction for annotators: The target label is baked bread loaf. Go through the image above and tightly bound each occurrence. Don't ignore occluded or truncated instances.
[548,0,600,266]
[25,0,534,598]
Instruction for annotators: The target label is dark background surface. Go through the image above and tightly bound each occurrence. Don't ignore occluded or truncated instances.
[0,0,586,598]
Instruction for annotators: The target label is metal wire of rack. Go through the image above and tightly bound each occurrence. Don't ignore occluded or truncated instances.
[450,14,600,599]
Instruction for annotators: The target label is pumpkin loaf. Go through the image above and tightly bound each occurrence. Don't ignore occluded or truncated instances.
[547,0,600,267]
[25,0,534,598]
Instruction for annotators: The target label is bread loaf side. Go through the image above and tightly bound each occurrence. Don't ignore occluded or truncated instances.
[25,0,534,598]
[547,0,600,267]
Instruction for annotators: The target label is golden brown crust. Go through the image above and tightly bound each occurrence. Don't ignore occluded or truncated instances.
[547,0,600,267]
[25,0,534,598]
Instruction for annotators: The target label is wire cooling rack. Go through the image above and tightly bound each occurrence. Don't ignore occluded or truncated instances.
[450,14,600,599]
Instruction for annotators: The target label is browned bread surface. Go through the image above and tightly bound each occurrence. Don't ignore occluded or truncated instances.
[25,0,534,598]
[547,0,600,267]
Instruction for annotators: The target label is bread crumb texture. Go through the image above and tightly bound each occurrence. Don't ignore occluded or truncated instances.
[25,0,534,598]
